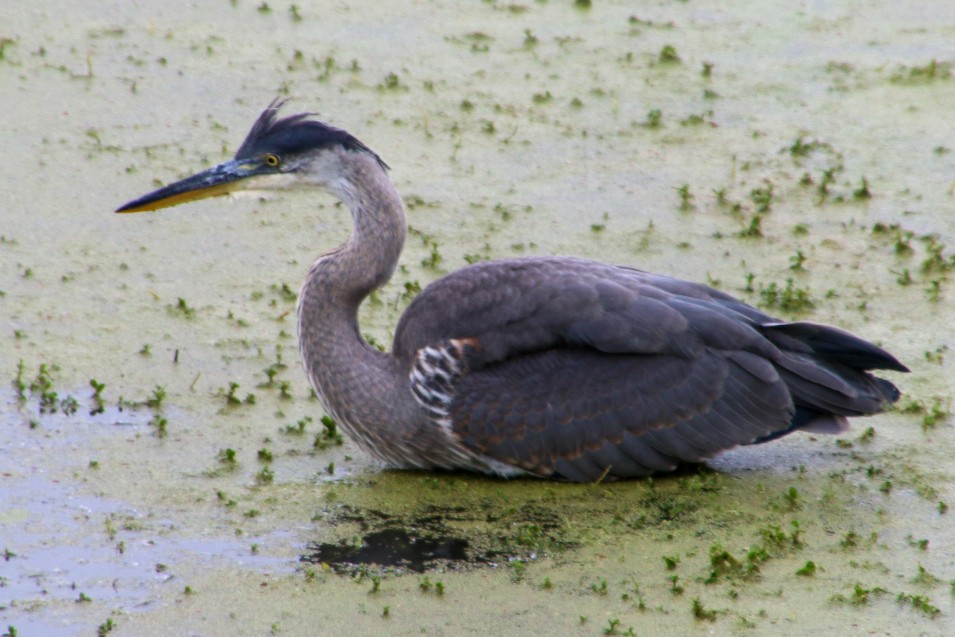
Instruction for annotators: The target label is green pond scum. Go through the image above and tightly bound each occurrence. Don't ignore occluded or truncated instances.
[3,1,954,635]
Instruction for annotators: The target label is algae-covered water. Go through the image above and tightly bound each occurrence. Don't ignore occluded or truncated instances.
[2,1,954,635]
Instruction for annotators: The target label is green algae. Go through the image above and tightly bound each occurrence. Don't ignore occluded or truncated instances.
[2,1,955,636]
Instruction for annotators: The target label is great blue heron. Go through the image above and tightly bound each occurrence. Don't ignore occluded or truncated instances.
[117,100,907,481]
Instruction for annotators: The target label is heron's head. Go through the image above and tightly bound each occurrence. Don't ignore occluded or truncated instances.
[116,99,387,213]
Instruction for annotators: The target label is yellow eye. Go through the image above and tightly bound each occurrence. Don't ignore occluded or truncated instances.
[264,153,281,167]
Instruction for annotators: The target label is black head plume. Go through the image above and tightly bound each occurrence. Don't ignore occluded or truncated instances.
[235,98,388,169]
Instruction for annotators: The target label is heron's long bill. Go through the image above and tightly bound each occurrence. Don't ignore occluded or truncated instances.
[116,159,255,213]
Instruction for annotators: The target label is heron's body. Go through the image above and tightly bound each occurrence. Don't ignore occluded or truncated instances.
[118,101,907,481]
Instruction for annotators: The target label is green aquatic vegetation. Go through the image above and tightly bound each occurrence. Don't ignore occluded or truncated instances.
[60,395,79,416]
[677,184,694,211]
[692,598,718,621]
[149,414,167,438]
[923,344,947,365]
[668,574,684,595]
[894,268,912,286]
[919,234,955,274]
[742,272,756,293]
[788,136,833,158]
[894,394,950,430]
[705,544,763,583]
[145,385,166,409]
[277,380,293,399]
[218,448,238,467]
[679,111,713,126]
[314,415,344,449]
[907,535,929,550]
[589,578,608,595]
[795,561,816,576]
[270,281,297,303]
[97,618,115,637]
[788,250,807,271]
[738,214,763,238]
[255,467,274,485]
[221,382,255,405]
[173,297,195,318]
[421,243,444,270]
[894,231,914,256]
[289,4,302,22]
[257,448,273,463]
[418,576,444,595]
[839,529,870,549]
[262,364,279,387]
[853,177,872,200]
[644,109,663,128]
[830,583,887,606]
[750,181,774,213]
[758,279,815,314]
[891,59,951,84]
[13,360,27,401]
[663,555,680,570]
[912,562,938,584]
[814,165,843,202]
[27,363,60,414]
[89,378,106,415]
[379,72,401,90]
[896,592,941,618]
[659,44,680,64]
[282,416,311,435]
[758,520,803,550]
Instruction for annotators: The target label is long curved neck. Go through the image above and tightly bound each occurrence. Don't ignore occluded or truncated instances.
[296,150,418,462]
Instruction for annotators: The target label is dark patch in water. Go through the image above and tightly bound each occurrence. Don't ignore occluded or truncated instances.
[301,504,575,574]
[303,527,473,573]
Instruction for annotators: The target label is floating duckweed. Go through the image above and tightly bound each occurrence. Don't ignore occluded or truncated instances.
[896,592,941,618]
[659,45,680,64]
[691,598,717,621]
[795,560,816,576]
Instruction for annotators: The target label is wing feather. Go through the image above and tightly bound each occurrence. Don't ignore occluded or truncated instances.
[394,256,905,480]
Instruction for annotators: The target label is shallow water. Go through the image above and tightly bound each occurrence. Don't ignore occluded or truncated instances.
[3,1,955,635]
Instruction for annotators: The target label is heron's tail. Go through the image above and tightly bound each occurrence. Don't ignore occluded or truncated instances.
[748,321,907,444]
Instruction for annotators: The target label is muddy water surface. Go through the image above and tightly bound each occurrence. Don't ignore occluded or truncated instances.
[2,1,955,635]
